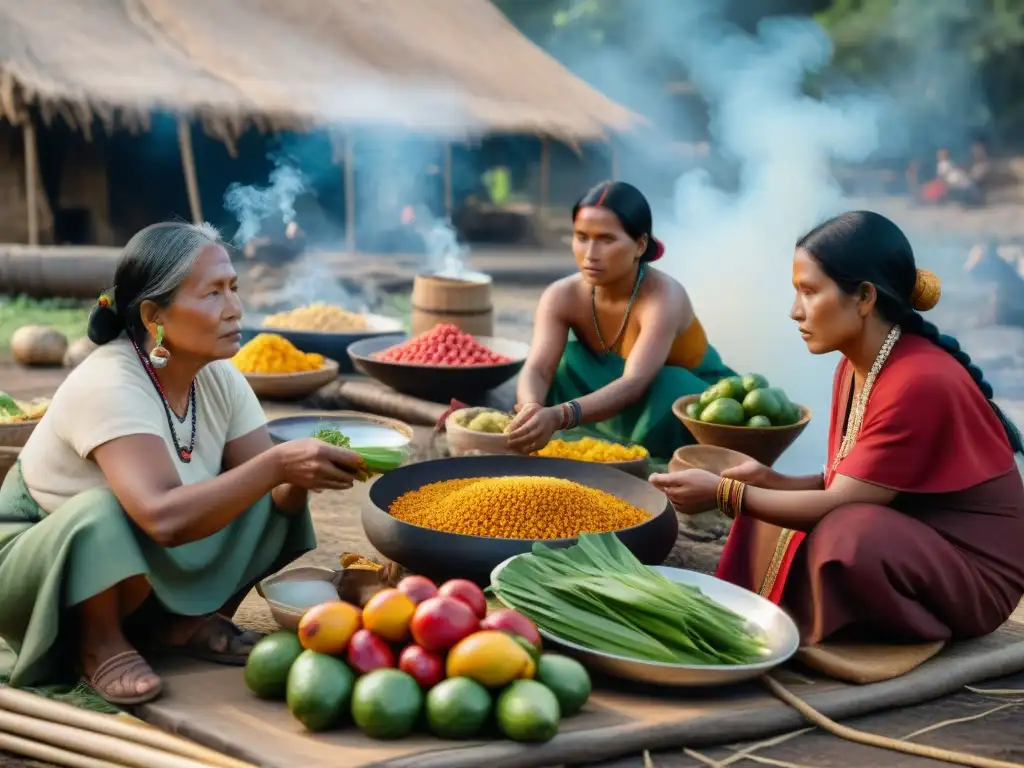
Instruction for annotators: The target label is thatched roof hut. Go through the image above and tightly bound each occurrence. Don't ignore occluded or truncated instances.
[0,0,638,142]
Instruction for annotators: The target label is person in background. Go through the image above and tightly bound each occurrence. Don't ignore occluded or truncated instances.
[508,180,736,463]
[649,211,1024,645]
[0,222,364,705]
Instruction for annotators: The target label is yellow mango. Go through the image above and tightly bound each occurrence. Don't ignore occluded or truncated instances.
[445,630,536,688]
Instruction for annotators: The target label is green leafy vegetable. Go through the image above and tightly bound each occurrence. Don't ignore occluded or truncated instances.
[0,391,23,418]
[312,424,407,475]
[494,532,768,666]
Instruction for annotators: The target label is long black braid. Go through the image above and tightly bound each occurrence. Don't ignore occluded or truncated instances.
[901,311,1023,453]
[798,210,1024,456]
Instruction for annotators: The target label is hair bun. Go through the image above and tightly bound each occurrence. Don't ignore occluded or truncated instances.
[910,268,941,312]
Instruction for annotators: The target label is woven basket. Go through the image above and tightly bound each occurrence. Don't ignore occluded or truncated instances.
[672,394,811,467]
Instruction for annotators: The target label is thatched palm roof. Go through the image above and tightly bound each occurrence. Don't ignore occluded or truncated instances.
[0,0,638,140]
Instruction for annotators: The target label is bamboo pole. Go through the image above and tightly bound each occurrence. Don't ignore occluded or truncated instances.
[177,116,203,224]
[539,136,550,225]
[0,709,211,768]
[344,133,356,253]
[443,142,453,217]
[22,119,39,245]
[0,686,255,768]
[0,731,130,768]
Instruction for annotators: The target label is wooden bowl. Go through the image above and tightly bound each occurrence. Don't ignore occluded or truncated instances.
[444,408,516,457]
[672,394,811,467]
[255,565,391,631]
[667,445,752,517]
[363,455,678,586]
[0,447,20,480]
[0,421,38,448]
[542,431,651,480]
[243,358,340,401]
[347,335,528,402]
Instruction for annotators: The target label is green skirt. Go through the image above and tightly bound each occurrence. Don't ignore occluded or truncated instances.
[547,335,735,463]
[0,464,316,688]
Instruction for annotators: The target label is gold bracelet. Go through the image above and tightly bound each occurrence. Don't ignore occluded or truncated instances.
[716,477,732,516]
[732,480,745,518]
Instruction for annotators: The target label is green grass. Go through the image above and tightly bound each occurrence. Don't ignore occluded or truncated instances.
[0,295,91,352]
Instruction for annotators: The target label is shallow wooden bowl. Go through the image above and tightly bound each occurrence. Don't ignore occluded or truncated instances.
[0,421,38,448]
[243,358,340,401]
[672,394,811,467]
[0,446,20,480]
[444,408,516,457]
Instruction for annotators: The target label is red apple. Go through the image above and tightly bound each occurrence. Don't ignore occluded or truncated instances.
[410,596,479,652]
[397,575,439,606]
[438,579,487,619]
[479,608,542,648]
[346,629,395,674]
[398,645,445,689]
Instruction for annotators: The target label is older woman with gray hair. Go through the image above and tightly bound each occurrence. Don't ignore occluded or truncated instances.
[0,222,364,705]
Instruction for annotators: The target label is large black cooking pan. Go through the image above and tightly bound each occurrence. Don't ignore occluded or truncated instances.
[364,455,677,586]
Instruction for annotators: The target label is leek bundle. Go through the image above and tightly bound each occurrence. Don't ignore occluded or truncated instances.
[312,426,407,475]
[494,533,768,666]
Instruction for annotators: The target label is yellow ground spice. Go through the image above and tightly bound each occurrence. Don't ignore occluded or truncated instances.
[231,333,325,374]
[389,476,650,539]
[533,437,648,462]
[263,303,368,332]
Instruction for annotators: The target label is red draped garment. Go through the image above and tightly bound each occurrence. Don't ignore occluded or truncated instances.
[715,334,1024,643]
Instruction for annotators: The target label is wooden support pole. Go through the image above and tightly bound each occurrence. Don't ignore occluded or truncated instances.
[176,117,203,224]
[539,136,550,225]
[344,134,356,253]
[443,142,453,217]
[22,120,39,245]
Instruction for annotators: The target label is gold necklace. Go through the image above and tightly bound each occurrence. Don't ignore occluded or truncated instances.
[831,324,901,471]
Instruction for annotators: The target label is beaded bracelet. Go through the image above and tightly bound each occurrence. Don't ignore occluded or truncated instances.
[567,399,582,429]
[715,477,746,519]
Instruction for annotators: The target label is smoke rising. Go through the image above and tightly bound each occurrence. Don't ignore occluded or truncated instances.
[546,2,981,472]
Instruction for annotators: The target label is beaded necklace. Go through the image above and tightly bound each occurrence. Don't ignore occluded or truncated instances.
[131,339,197,463]
[831,324,901,473]
[591,264,645,354]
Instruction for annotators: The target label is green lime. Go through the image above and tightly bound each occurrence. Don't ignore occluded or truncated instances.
[746,415,772,428]
[716,376,747,401]
[535,654,591,717]
[741,388,782,422]
[286,651,354,732]
[495,680,561,742]
[699,398,746,426]
[699,385,721,407]
[684,401,704,419]
[425,677,492,739]
[742,373,770,392]
[243,631,304,700]
[351,669,423,740]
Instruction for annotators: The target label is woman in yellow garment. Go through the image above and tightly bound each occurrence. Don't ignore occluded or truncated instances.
[507,181,736,462]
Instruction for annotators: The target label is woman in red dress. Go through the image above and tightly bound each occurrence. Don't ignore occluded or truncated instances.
[650,210,1024,644]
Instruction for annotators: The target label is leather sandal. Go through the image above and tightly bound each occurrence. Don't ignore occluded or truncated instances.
[163,614,264,666]
[84,650,163,706]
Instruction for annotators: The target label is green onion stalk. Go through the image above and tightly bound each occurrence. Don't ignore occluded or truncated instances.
[494,533,769,666]
[312,425,407,481]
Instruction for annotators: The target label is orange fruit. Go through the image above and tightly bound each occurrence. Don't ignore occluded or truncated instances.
[362,588,417,643]
[297,600,361,655]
